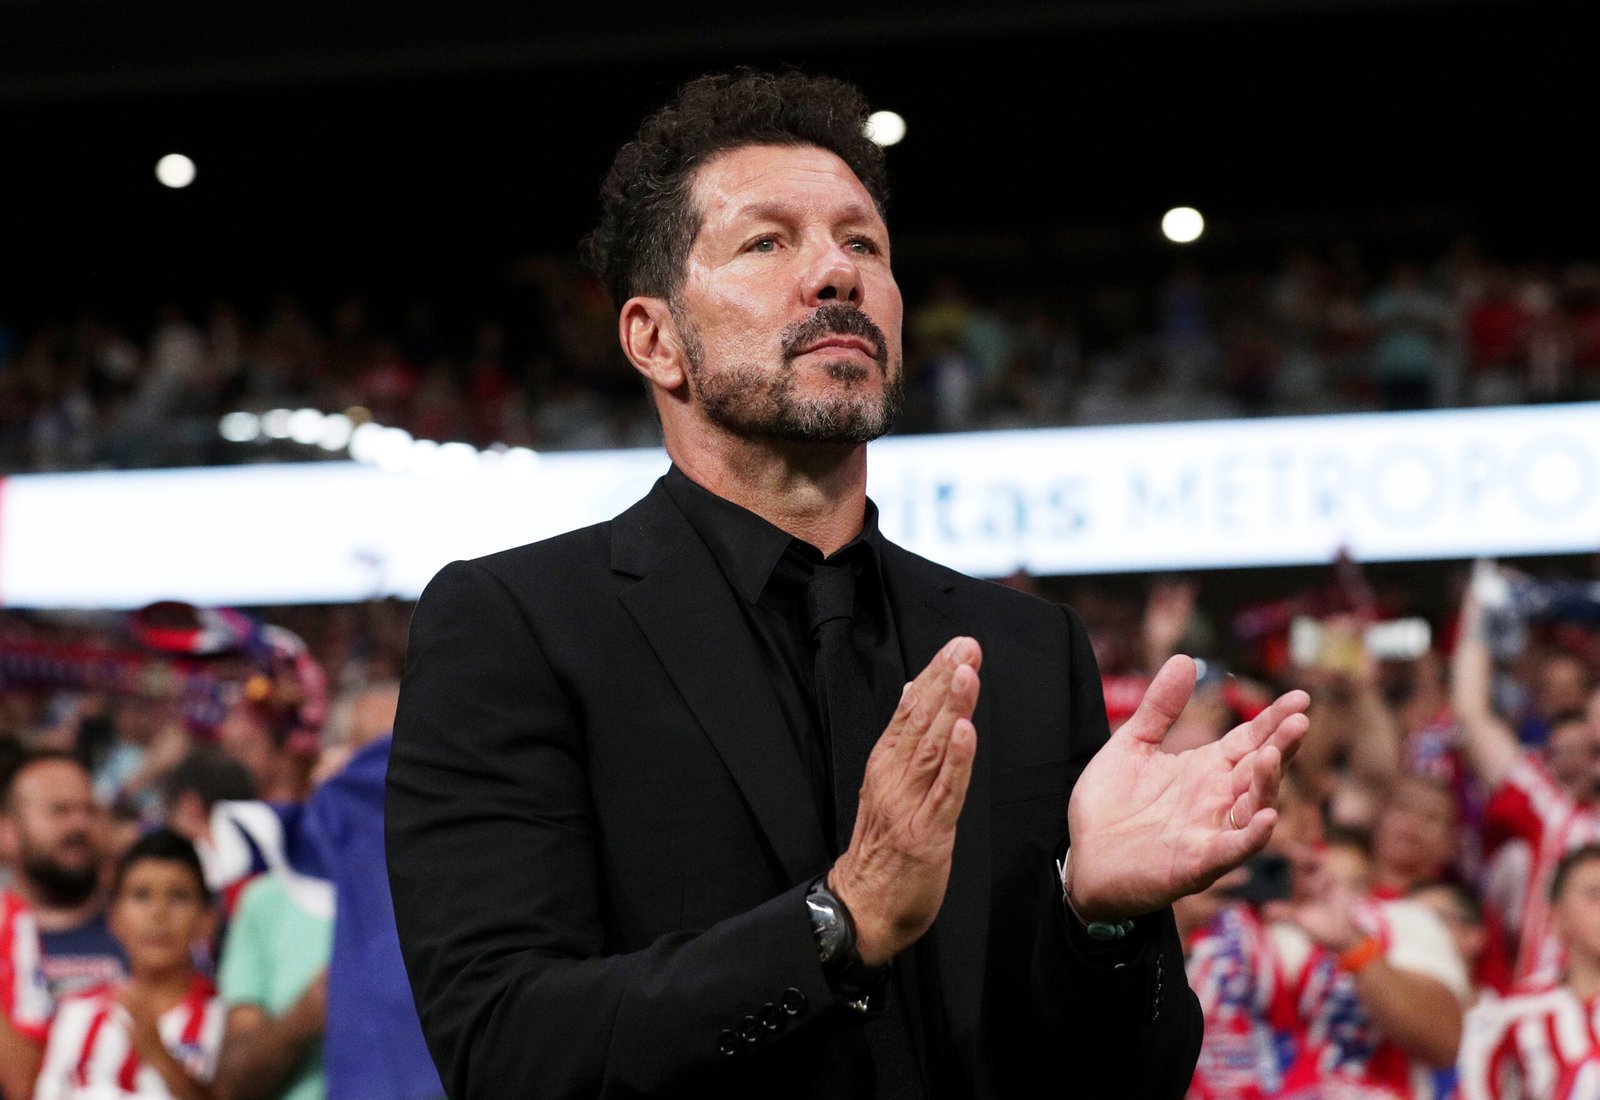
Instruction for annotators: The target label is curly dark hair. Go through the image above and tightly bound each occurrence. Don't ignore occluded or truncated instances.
[584,69,890,309]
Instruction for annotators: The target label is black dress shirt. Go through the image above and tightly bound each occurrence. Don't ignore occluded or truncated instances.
[662,466,940,1100]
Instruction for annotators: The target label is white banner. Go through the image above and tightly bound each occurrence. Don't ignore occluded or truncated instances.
[2,403,1596,608]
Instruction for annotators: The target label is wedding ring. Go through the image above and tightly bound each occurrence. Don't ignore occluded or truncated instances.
[1228,805,1241,830]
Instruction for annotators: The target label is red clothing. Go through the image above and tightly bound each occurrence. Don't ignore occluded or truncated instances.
[0,888,51,1044]
[1460,983,1600,1099]
[33,974,223,1100]
[1186,904,1296,1099]
[1490,757,1600,982]
[1276,900,1471,1099]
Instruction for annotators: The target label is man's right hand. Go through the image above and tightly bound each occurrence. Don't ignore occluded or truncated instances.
[828,636,982,967]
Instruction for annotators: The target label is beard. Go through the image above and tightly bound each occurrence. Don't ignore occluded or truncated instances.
[677,301,903,446]
[21,845,100,908]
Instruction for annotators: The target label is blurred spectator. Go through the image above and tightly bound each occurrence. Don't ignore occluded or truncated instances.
[1369,776,1463,897]
[32,830,223,1100]
[1454,572,1600,982]
[3,240,1598,477]
[215,705,308,806]
[1457,844,1600,1098]
[1269,835,1471,1096]
[1178,867,1294,1100]
[0,752,127,1000]
[1408,880,1499,1003]
[159,750,257,924]
[1293,619,1405,832]
[161,752,256,851]
[310,681,398,787]
[91,695,192,822]
[213,872,331,1100]
[0,883,49,1099]
[1366,263,1455,410]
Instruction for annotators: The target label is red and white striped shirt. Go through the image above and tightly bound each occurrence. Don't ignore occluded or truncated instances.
[1186,903,1297,1099]
[32,976,224,1100]
[1275,899,1472,1100]
[1493,758,1600,983]
[1459,984,1600,1099]
[0,889,52,1045]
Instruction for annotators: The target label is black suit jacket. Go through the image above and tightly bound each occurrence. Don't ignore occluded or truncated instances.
[386,477,1202,1099]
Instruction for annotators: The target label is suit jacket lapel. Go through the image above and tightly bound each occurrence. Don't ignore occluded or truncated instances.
[880,543,993,1060]
[614,482,831,886]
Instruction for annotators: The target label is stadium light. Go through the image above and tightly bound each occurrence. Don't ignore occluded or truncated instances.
[317,414,354,452]
[865,111,906,147]
[218,412,260,443]
[260,409,293,439]
[155,154,196,189]
[288,408,326,446]
[1161,206,1205,244]
[218,403,547,479]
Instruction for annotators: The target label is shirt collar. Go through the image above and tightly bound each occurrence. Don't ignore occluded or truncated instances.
[662,465,886,605]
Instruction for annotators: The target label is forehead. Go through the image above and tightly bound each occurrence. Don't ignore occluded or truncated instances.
[14,760,93,803]
[688,144,883,237]
[119,858,202,893]
[1562,858,1600,894]
[1324,845,1369,874]
[1392,777,1456,814]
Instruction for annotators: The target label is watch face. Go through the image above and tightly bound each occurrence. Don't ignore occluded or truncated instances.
[807,894,848,964]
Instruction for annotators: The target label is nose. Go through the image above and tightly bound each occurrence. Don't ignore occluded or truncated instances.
[804,242,863,307]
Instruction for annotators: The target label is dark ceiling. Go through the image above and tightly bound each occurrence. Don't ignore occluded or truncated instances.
[2,0,1591,326]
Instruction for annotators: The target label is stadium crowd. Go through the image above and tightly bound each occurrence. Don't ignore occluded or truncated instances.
[2,549,1599,1097]
[4,242,1600,474]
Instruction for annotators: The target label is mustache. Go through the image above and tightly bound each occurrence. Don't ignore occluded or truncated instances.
[781,303,889,368]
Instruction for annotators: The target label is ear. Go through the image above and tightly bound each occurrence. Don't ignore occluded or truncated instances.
[618,296,689,393]
[0,816,16,863]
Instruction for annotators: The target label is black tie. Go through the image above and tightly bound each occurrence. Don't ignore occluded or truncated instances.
[806,557,876,855]
[806,556,926,1100]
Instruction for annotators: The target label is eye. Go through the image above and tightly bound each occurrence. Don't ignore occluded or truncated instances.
[747,235,779,254]
[847,236,880,255]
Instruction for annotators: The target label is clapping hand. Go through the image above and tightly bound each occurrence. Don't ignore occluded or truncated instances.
[1064,655,1310,922]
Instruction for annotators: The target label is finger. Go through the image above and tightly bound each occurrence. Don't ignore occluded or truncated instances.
[1217,688,1310,764]
[907,661,981,782]
[918,715,977,832]
[1228,745,1282,828]
[1119,655,1196,746]
[1265,711,1309,766]
[881,636,977,761]
[1201,807,1278,883]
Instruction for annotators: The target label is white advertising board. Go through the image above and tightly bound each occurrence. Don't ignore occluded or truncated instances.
[2,403,1596,608]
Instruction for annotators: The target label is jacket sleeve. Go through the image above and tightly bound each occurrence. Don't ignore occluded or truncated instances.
[1023,605,1203,1099]
[385,559,844,1100]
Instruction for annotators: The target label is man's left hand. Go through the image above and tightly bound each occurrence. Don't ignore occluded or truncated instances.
[1064,655,1309,922]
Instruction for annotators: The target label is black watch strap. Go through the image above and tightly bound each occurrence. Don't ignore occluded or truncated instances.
[805,876,891,1012]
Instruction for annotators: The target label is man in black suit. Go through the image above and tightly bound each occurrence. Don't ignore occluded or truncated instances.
[385,70,1309,1099]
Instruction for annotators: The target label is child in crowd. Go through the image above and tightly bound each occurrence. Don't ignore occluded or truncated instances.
[32,830,223,1100]
[1459,843,1600,1099]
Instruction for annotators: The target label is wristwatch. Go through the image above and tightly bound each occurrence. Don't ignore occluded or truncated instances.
[806,876,891,1013]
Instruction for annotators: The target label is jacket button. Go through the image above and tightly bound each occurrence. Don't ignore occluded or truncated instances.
[717,1029,740,1056]
[759,1002,785,1031]
[737,1015,762,1044]
[781,987,807,1015]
